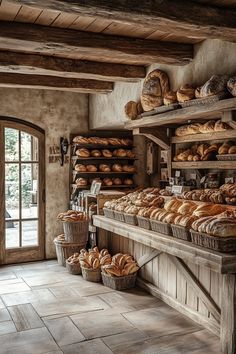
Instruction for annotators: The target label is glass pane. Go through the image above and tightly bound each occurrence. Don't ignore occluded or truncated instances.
[21,164,38,219]
[5,128,19,161]
[5,164,19,220]
[5,221,20,248]
[22,220,38,247]
[21,132,38,161]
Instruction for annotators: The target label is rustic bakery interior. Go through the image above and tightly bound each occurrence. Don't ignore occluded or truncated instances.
[0,1,236,354]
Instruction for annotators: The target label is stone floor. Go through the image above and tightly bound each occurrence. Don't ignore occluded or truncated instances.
[0,260,221,354]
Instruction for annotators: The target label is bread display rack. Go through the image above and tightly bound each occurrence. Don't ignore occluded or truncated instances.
[70,131,137,198]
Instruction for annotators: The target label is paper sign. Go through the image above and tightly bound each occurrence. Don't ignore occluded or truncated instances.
[175,170,181,177]
[225,177,234,184]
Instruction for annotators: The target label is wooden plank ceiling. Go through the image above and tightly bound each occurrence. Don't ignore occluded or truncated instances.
[0,0,234,93]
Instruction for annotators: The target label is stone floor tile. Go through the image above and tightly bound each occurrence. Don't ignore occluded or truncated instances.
[70,308,134,339]
[0,282,30,295]
[0,278,24,285]
[0,327,59,354]
[0,272,17,281]
[0,321,17,336]
[102,329,149,353]
[0,298,5,309]
[1,288,56,306]
[43,316,85,346]
[0,308,11,322]
[8,303,44,331]
[61,338,113,354]
[0,265,23,273]
[123,306,201,338]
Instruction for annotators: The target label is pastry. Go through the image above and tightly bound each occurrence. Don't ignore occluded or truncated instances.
[113,149,127,157]
[227,77,236,97]
[102,149,112,158]
[112,178,122,185]
[91,149,102,157]
[86,164,97,172]
[124,101,139,120]
[103,178,113,186]
[99,164,111,172]
[74,164,87,172]
[200,75,229,97]
[112,164,123,172]
[76,178,88,186]
[76,148,90,158]
[177,84,195,102]
[124,178,134,185]
[163,91,177,105]
[141,69,170,111]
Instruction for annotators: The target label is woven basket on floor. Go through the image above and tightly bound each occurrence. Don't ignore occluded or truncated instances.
[54,237,86,267]
[63,220,89,244]
[66,260,81,275]
[81,266,102,282]
[102,272,137,290]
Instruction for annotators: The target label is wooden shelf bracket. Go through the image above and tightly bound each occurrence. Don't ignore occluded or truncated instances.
[133,127,170,150]
[222,110,236,130]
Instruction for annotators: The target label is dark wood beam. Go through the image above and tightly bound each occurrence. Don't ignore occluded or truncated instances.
[0,51,146,82]
[9,0,236,42]
[0,21,193,65]
[0,73,113,93]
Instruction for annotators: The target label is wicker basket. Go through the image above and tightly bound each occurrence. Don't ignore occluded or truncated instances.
[63,220,89,244]
[103,208,115,219]
[66,260,81,275]
[137,216,151,230]
[190,230,236,252]
[101,272,137,290]
[171,224,191,241]
[81,266,102,282]
[124,213,137,226]
[54,238,86,266]
[150,220,172,236]
[113,210,125,222]
[216,154,236,161]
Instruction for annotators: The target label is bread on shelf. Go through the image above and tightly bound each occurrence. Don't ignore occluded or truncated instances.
[103,178,113,186]
[122,165,136,173]
[73,136,89,144]
[112,178,122,185]
[163,91,177,105]
[112,164,123,172]
[99,164,111,172]
[91,149,102,157]
[76,178,88,186]
[177,84,195,103]
[113,149,127,157]
[76,148,90,158]
[86,165,97,172]
[124,178,134,185]
[74,164,87,172]
[102,149,112,158]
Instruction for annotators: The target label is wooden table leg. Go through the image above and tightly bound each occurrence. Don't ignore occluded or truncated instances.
[97,228,109,250]
[221,274,236,354]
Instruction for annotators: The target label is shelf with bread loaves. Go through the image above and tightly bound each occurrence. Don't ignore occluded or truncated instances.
[70,132,137,197]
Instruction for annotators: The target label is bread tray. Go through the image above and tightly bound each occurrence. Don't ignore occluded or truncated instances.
[171,224,191,241]
[103,208,115,219]
[190,229,236,252]
[113,210,125,222]
[101,271,137,290]
[124,213,137,226]
[150,219,172,236]
[137,216,151,230]
[216,154,236,161]
[179,92,230,108]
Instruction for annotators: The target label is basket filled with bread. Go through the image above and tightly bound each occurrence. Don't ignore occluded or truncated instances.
[57,210,89,244]
[66,253,81,275]
[102,253,139,290]
[54,234,85,266]
[79,247,112,282]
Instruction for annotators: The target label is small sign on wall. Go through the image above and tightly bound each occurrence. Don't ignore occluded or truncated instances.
[48,144,69,164]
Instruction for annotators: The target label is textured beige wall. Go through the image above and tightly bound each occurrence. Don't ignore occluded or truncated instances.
[89,39,236,129]
[0,88,88,258]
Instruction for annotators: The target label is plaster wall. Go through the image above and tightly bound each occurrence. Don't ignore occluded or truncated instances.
[89,39,236,129]
[0,88,88,258]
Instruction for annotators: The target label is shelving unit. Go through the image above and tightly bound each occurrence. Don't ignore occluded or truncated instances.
[172,161,235,170]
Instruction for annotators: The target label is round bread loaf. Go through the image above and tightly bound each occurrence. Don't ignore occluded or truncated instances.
[99,164,111,172]
[103,178,113,186]
[91,149,102,157]
[76,178,88,186]
[124,178,133,185]
[74,164,87,172]
[102,149,112,158]
[87,164,97,172]
[76,148,90,158]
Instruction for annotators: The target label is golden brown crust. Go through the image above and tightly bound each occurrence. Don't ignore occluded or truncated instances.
[76,148,90,158]
[163,90,177,105]
[177,84,195,103]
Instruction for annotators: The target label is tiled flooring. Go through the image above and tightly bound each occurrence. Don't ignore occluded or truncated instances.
[0,260,220,354]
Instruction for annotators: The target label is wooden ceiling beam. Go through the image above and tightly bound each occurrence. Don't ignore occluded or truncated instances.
[8,0,236,42]
[0,72,113,93]
[0,51,146,82]
[0,21,193,65]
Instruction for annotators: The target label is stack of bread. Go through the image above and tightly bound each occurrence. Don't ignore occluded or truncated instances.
[174,143,219,162]
[73,136,133,146]
[76,177,134,187]
[75,148,135,158]
[175,120,230,137]
[79,247,112,270]
[181,189,225,204]
[74,163,136,173]
[102,253,139,277]
[57,210,88,222]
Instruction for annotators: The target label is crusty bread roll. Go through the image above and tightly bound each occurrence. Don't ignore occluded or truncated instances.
[99,164,111,172]
[76,178,88,186]
[178,202,197,215]
[86,164,97,172]
[228,146,236,154]
[74,164,87,172]
[214,120,231,132]
[124,101,139,120]
[126,150,135,158]
[124,178,133,185]
[198,120,215,134]
[177,84,195,103]
[112,164,123,172]
[218,142,233,155]
[164,198,183,212]
[103,178,113,186]
[193,203,224,218]
[102,149,112,158]
[76,148,90,158]
[122,165,136,173]
[206,218,236,237]
[113,149,127,157]
[163,91,177,105]
[200,75,229,97]
[91,149,102,157]
[112,178,122,185]
[227,77,236,97]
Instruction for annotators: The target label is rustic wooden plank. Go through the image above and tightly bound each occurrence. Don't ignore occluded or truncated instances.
[93,216,236,274]
[14,5,42,23]
[138,249,161,268]
[10,0,236,41]
[172,129,236,144]
[0,51,146,82]
[125,98,236,129]
[172,161,236,170]
[158,253,168,293]
[50,12,79,28]
[0,73,113,93]
[0,0,21,21]
[0,21,193,65]
[133,128,170,150]
[169,255,220,323]
[220,274,236,353]
[34,8,61,26]
[137,277,220,337]
[176,268,187,305]
[167,256,177,299]
[198,265,211,319]
[186,261,198,313]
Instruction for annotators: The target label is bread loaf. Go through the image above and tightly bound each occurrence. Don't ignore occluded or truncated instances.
[124,178,134,185]
[113,149,127,157]
[73,136,88,144]
[177,84,195,103]
[141,69,170,111]
[87,165,97,172]
[112,164,123,172]
[74,164,87,172]
[206,218,236,237]
[200,75,229,97]
[175,123,201,137]
[103,178,113,186]
[199,121,215,134]
[76,178,88,186]
[112,178,122,185]
[124,101,139,120]
[91,149,102,157]
[102,149,112,158]
[76,148,90,158]
[99,164,111,172]
[163,91,177,105]
[214,120,231,132]
[227,77,236,97]
[228,146,236,154]
[122,165,136,173]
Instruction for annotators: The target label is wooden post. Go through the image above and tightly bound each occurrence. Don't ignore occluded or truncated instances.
[220,274,236,354]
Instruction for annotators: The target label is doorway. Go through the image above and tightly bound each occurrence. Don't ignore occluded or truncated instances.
[0,119,45,264]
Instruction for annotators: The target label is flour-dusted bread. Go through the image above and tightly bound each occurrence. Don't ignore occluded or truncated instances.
[227,77,236,97]
[200,75,229,97]
[141,69,170,111]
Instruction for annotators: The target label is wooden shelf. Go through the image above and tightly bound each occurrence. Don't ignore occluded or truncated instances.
[71,184,136,189]
[172,129,236,144]
[73,171,136,175]
[172,161,235,169]
[125,97,236,129]
[73,144,134,149]
[72,156,137,161]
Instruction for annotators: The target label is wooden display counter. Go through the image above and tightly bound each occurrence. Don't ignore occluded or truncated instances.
[94,215,236,354]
